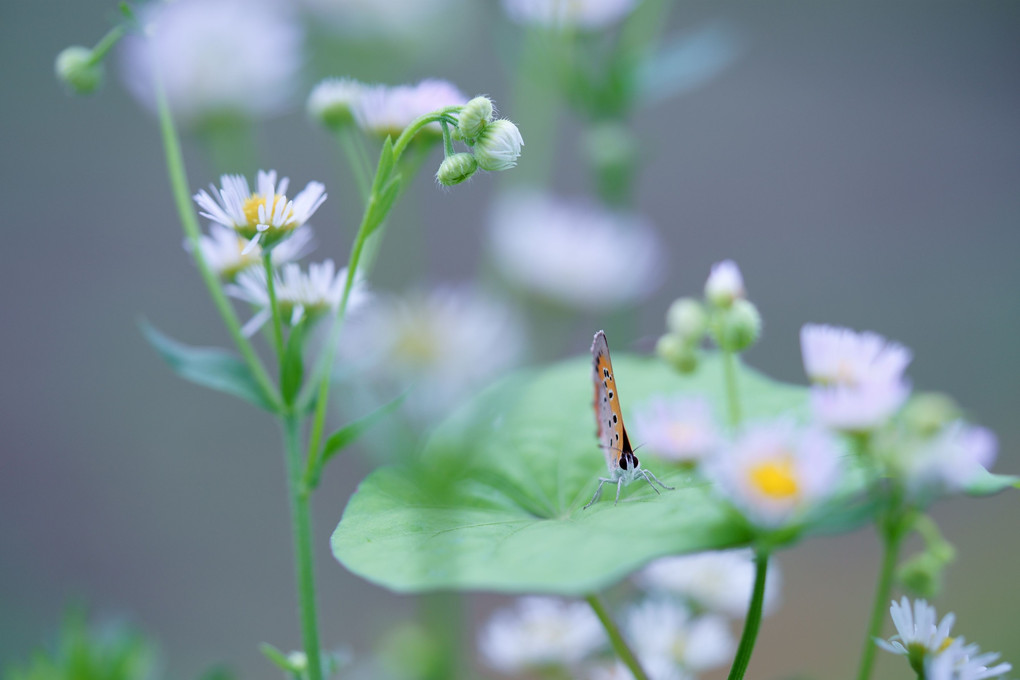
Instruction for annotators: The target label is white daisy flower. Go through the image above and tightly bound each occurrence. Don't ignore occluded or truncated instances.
[894,421,998,495]
[226,259,367,336]
[340,286,525,420]
[479,597,606,674]
[927,637,1012,680]
[801,324,912,388]
[706,421,842,528]
[119,0,302,124]
[307,77,363,129]
[630,397,720,464]
[876,597,956,661]
[192,224,315,281]
[352,79,467,138]
[801,324,912,431]
[501,0,641,30]
[704,260,745,308]
[193,170,327,254]
[625,599,734,675]
[488,192,662,311]
[635,549,781,618]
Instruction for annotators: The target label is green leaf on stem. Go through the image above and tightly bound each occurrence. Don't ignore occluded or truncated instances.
[281,321,306,406]
[373,137,395,194]
[139,319,274,411]
[320,393,407,467]
[259,643,295,673]
[964,469,1019,496]
[332,353,837,595]
[367,175,402,236]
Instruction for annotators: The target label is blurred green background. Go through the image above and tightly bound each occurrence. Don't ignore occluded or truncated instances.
[2,0,1018,677]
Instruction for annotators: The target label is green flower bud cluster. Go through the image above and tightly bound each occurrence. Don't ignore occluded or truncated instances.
[436,96,524,187]
[896,515,956,598]
[656,260,762,373]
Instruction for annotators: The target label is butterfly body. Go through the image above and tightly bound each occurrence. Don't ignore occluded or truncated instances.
[584,331,674,509]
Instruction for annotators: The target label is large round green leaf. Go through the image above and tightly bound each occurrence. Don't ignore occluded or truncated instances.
[331,354,809,595]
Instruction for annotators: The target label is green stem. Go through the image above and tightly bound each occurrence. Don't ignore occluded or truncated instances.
[263,254,285,358]
[855,524,905,680]
[153,72,282,412]
[89,24,125,64]
[585,595,649,680]
[726,551,769,680]
[283,415,323,680]
[301,108,462,484]
[336,128,371,202]
[722,350,743,427]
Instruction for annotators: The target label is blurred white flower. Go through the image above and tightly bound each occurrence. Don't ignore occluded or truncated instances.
[801,324,912,431]
[707,421,842,528]
[353,79,467,138]
[194,170,327,254]
[479,597,605,674]
[307,77,363,128]
[588,659,693,680]
[894,422,998,495]
[704,260,745,308]
[876,596,955,660]
[636,549,781,618]
[630,396,719,464]
[625,599,734,675]
[488,192,662,311]
[192,224,315,280]
[120,0,302,124]
[227,259,367,336]
[341,286,525,420]
[927,637,1012,680]
[502,0,640,30]
[801,324,912,388]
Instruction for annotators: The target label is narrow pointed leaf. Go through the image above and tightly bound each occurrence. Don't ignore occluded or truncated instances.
[280,322,305,406]
[321,393,406,466]
[139,320,273,411]
[964,469,1019,496]
[372,137,395,194]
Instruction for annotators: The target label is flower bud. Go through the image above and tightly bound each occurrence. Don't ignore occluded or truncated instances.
[897,551,951,599]
[474,119,523,171]
[666,297,707,342]
[714,299,761,352]
[307,78,362,130]
[55,46,103,95]
[656,333,699,374]
[705,259,745,308]
[456,96,494,143]
[902,392,960,438]
[436,152,478,186]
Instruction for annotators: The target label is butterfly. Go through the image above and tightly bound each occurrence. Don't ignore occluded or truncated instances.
[584,330,675,509]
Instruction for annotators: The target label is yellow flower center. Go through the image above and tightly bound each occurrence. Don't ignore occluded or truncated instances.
[937,637,955,652]
[393,327,440,366]
[242,193,290,228]
[748,455,799,499]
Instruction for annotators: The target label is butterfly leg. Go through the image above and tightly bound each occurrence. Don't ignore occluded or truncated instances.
[613,477,624,505]
[584,477,614,510]
[641,469,675,492]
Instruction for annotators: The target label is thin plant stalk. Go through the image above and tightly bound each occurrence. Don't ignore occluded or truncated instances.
[855,522,906,680]
[726,551,769,680]
[263,254,285,358]
[722,350,743,427]
[153,71,281,412]
[586,594,649,680]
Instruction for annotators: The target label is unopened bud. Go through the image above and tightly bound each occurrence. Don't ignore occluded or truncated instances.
[55,46,103,95]
[902,392,960,438]
[897,552,946,599]
[705,259,745,308]
[714,299,761,352]
[656,333,699,374]
[456,96,494,143]
[436,153,478,186]
[474,119,523,171]
[666,297,707,342]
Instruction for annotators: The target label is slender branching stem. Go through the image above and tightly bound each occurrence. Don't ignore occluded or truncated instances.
[153,73,281,412]
[726,551,769,680]
[722,350,743,427]
[263,254,285,359]
[283,415,323,680]
[856,518,906,680]
[586,594,649,680]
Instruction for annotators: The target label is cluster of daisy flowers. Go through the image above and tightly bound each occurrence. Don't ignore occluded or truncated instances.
[634,259,1004,532]
[878,597,1011,679]
[189,169,368,337]
[478,549,780,679]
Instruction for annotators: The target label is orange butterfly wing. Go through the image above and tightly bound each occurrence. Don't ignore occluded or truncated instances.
[592,330,631,472]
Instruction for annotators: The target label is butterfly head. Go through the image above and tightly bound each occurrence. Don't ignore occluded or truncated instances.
[618,450,639,471]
